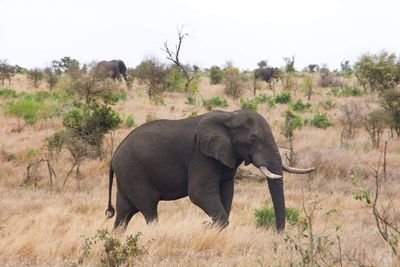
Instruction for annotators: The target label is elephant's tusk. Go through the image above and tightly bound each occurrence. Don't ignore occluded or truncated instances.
[282,164,315,174]
[259,166,282,179]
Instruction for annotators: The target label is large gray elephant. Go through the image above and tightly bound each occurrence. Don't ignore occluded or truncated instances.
[105,110,314,231]
[96,60,128,82]
[254,67,279,83]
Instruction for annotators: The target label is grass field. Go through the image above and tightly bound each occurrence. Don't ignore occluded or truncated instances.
[0,74,399,266]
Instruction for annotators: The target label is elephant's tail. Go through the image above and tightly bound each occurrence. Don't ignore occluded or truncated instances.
[105,164,115,218]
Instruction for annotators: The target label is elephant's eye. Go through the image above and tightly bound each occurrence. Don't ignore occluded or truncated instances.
[249,135,257,144]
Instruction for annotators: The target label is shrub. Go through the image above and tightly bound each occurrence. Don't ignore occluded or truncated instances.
[3,98,52,131]
[353,51,399,94]
[27,68,44,88]
[274,91,291,104]
[254,206,300,228]
[240,98,258,111]
[290,99,311,112]
[185,95,196,105]
[317,69,342,88]
[202,96,228,111]
[223,66,247,100]
[77,229,144,266]
[255,94,275,108]
[134,57,169,99]
[165,66,186,92]
[63,102,121,155]
[305,112,331,129]
[125,115,136,128]
[107,91,127,103]
[319,98,336,110]
[210,65,223,85]
[381,90,400,137]
[363,109,390,148]
[0,88,17,98]
[330,86,363,97]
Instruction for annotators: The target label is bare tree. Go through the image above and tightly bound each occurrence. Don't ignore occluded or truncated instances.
[162,26,194,93]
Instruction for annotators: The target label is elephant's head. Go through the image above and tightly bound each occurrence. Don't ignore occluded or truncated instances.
[195,110,314,231]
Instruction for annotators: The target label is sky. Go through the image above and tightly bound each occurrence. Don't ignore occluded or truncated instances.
[1,0,399,70]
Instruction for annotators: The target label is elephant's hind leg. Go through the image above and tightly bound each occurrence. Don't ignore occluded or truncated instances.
[114,191,139,230]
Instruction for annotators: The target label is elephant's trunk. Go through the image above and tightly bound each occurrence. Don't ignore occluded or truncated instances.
[267,178,285,232]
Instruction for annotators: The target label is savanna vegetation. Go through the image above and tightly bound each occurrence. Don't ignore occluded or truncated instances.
[1,49,400,266]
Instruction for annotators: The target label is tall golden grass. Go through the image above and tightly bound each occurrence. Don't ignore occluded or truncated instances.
[0,75,399,266]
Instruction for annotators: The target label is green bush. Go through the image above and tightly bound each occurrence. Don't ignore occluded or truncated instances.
[77,229,144,266]
[107,91,127,103]
[330,86,363,97]
[210,65,223,85]
[0,88,17,98]
[254,206,300,228]
[185,95,196,105]
[202,96,228,111]
[305,112,331,129]
[240,98,258,111]
[255,94,275,108]
[274,92,291,104]
[290,99,311,112]
[3,98,51,125]
[125,115,136,128]
[63,103,121,149]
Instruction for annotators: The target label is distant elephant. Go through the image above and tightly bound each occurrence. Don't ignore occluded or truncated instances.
[96,60,128,82]
[254,67,279,83]
[105,110,314,231]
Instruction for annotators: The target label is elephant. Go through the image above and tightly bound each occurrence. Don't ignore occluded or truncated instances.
[96,60,128,82]
[254,67,279,83]
[105,110,314,231]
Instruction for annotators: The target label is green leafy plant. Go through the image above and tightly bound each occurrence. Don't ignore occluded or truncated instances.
[3,98,52,131]
[0,88,17,98]
[290,99,311,112]
[125,115,136,128]
[77,229,144,266]
[63,102,121,155]
[274,91,291,104]
[255,93,275,108]
[202,96,228,111]
[185,95,196,105]
[305,112,331,129]
[240,98,258,111]
[254,206,300,228]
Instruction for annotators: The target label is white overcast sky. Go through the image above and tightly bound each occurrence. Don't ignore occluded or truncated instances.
[1,0,399,70]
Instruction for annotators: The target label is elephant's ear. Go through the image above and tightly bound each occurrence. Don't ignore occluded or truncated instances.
[195,112,236,168]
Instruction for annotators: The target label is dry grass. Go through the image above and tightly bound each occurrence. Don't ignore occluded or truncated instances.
[0,75,399,266]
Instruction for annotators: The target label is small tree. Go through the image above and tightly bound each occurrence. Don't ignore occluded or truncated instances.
[72,65,119,104]
[338,101,364,146]
[364,109,389,148]
[0,59,15,85]
[281,109,302,165]
[135,58,169,99]
[304,64,320,73]
[209,65,223,85]
[381,90,400,137]
[223,65,247,100]
[302,74,314,100]
[44,67,59,91]
[51,56,80,76]
[63,102,121,157]
[283,56,295,72]
[27,68,44,88]
[162,26,195,93]
[353,51,399,94]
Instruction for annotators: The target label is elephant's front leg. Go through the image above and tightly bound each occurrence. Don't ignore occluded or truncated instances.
[220,178,234,216]
[188,178,229,227]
